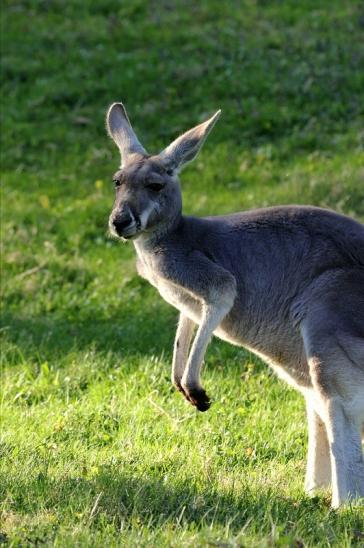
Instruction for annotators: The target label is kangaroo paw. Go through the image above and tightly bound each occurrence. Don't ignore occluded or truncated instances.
[185,387,211,412]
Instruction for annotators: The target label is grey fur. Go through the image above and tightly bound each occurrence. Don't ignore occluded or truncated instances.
[106,103,364,508]
[107,103,147,166]
[159,110,221,170]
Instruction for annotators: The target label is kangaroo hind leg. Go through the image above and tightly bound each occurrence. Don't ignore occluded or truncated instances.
[302,317,364,508]
[304,397,331,494]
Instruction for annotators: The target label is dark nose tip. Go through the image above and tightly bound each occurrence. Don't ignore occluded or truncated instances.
[113,215,133,235]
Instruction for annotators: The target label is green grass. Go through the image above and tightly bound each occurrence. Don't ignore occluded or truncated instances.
[1,0,364,545]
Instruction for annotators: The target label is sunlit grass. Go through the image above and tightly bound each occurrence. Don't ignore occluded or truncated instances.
[1,0,364,545]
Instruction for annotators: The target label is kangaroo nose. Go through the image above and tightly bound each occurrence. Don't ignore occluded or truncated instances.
[113,215,133,236]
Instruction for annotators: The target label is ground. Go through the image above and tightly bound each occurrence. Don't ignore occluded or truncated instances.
[1,0,364,546]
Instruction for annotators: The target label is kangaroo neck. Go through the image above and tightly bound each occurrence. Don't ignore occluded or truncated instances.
[133,211,184,254]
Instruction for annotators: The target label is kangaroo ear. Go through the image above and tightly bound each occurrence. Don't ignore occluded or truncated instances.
[106,102,147,166]
[158,110,221,172]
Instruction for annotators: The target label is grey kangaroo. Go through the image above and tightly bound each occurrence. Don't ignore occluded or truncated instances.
[106,102,364,508]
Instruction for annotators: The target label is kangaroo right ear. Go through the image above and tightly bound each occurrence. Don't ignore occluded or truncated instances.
[158,110,221,172]
[106,102,147,166]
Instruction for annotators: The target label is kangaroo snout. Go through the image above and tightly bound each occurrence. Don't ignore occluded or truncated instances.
[113,215,133,234]
[110,208,139,239]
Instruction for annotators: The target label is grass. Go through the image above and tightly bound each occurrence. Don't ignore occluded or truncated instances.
[1,0,364,545]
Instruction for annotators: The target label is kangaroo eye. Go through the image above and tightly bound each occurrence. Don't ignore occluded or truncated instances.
[146,182,165,192]
[113,178,122,188]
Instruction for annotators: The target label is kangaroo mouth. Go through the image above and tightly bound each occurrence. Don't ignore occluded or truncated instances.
[122,232,138,240]
[109,220,140,241]
[120,226,137,238]
[120,218,142,240]
[120,221,142,240]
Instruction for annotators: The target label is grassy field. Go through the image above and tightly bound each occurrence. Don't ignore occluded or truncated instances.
[1,0,364,545]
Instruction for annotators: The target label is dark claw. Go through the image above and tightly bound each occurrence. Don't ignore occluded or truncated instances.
[186,387,211,412]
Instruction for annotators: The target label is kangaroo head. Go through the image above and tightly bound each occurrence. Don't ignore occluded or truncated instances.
[106,103,221,240]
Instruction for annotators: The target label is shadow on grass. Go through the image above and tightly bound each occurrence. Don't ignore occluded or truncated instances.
[4,469,363,544]
[1,301,176,368]
[1,299,247,375]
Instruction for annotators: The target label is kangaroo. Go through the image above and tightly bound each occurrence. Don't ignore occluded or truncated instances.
[106,102,364,508]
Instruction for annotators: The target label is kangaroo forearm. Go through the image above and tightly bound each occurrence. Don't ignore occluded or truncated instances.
[182,301,233,389]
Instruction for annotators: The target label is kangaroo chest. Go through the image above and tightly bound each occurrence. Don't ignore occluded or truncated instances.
[136,255,203,321]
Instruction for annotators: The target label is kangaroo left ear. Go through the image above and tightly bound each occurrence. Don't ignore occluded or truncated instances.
[158,110,221,172]
[106,102,147,167]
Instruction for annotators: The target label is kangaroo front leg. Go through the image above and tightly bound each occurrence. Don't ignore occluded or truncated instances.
[181,298,233,412]
[159,250,236,411]
[172,314,195,393]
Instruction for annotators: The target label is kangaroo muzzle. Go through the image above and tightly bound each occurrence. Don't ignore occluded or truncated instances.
[110,205,140,239]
